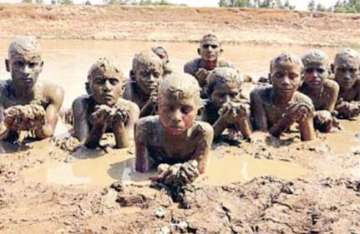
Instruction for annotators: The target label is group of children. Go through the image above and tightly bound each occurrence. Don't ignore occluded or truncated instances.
[1,34,360,185]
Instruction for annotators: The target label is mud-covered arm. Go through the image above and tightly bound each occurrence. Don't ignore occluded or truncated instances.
[190,123,214,174]
[299,114,316,141]
[35,85,64,139]
[72,97,90,142]
[135,121,151,172]
[250,90,268,131]
[324,82,340,112]
[113,101,140,148]
[0,105,9,140]
[212,117,228,139]
[183,60,197,76]
[269,114,295,138]
[354,80,360,101]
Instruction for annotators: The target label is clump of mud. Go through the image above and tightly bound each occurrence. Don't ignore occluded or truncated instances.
[4,104,46,130]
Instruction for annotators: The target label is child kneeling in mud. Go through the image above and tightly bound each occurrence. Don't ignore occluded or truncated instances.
[72,58,139,149]
[135,73,214,186]
[299,50,340,132]
[0,36,64,143]
[250,53,316,141]
[333,48,360,119]
[202,67,252,142]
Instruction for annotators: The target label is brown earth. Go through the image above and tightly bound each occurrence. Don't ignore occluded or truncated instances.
[1,4,360,234]
[0,4,359,47]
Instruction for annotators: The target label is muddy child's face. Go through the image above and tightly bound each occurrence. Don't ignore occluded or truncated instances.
[303,63,327,89]
[334,60,360,90]
[158,94,198,136]
[271,64,301,96]
[134,64,162,95]
[210,81,240,109]
[90,72,122,106]
[199,39,221,62]
[8,53,43,89]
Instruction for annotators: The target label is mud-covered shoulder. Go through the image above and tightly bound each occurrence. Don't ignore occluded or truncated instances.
[294,91,314,109]
[250,85,272,104]
[41,81,64,107]
[184,58,201,76]
[122,79,133,101]
[323,79,340,96]
[218,59,235,69]
[191,120,214,143]
[72,95,91,113]
[117,97,139,111]
[135,115,160,142]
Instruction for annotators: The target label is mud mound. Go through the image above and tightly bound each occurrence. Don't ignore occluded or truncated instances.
[0,4,359,46]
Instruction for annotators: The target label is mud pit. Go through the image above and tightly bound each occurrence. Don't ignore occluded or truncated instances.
[1,12,360,233]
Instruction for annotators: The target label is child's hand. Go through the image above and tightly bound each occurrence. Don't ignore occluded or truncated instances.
[90,105,112,125]
[285,102,313,123]
[195,68,209,86]
[4,104,46,131]
[336,101,360,119]
[112,107,129,126]
[150,161,199,187]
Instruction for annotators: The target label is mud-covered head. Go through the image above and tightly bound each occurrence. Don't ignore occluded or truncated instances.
[270,53,303,96]
[6,36,43,90]
[207,67,242,109]
[333,48,360,90]
[130,50,164,95]
[158,73,201,136]
[87,58,124,106]
[152,46,169,64]
[198,34,223,62]
[302,50,329,89]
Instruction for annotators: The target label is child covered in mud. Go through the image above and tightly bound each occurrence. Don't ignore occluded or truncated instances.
[123,50,164,117]
[135,73,214,187]
[0,36,64,142]
[152,46,172,75]
[202,67,252,142]
[332,48,360,119]
[184,34,234,97]
[72,58,139,149]
[250,53,316,141]
[299,50,340,132]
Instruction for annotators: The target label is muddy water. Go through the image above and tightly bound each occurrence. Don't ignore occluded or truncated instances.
[326,120,360,155]
[0,39,341,107]
[24,147,307,187]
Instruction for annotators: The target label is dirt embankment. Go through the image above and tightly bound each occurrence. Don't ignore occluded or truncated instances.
[0,4,360,47]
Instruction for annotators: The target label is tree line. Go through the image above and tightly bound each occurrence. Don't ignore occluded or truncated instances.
[219,0,360,13]
[20,0,360,13]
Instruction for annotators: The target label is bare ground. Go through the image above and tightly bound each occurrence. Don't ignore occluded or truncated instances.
[0,4,359,47]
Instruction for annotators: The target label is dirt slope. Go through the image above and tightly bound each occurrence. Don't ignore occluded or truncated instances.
[0,4,360,46]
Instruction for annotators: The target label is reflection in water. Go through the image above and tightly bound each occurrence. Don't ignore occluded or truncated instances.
[204,153,307,186]
[24,149,307,187]
[326,120,360,155]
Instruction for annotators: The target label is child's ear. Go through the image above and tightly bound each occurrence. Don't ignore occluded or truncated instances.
[85,81,91,95]
[197,48,201,56]
[5,59,9,72]
[330,64,335,74]
[268,73,272,84]
[219,48,223,54]
[130,70,135,80]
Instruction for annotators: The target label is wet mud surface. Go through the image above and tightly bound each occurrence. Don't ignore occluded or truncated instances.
[1,115,360,233]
